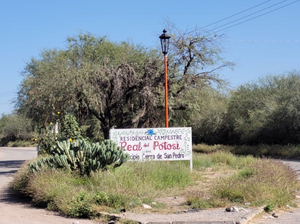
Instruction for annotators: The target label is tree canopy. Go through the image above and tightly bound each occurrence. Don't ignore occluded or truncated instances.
[227,71,300,144]
[17,28,232,139]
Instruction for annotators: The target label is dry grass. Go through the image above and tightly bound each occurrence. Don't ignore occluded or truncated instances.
[11,150,300,219]
[187,158,300,210]
[193,143,300,158]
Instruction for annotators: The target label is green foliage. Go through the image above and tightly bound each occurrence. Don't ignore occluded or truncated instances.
[227,71,300,144]
[193,143,300,159]
[94,191,127,208]
[176,85,230,145]
[236,168,253,179]
[209,151,238,167]
[189,70,300,145]
[140,161,192,189]
[192,150,256,171]
[13,149,300,218]
[83,117,104,142]
[29,139,129,175]
[0,113,34,146]
[13,158,193,218]
[17,30,231,139]
[17,34,164,138]
[61,114,83,140]
[187,158,300,209]
[62,192,95,218]
[230,144,300,158]
[35,125,56,155]
[264,204,275,212]
[213,159,299,208]
[0,113,8,133]
[193,144,224,154]
[7,140,36,147]
[36,114,84,155]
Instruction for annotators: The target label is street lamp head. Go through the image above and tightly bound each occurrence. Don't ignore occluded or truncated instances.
[159,29,170,55]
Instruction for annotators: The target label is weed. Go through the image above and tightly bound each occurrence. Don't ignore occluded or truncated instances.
[11,159,33,194]
[210,151,237,166]
[94,191,127,208]
[237,169,253,179]
[187,191,227,209]
[59,192,95,218]
[211,159,300,207]
[192,153,213,170]
[11,148,300,219]
[192,144,224,154]
[264,203,275,212]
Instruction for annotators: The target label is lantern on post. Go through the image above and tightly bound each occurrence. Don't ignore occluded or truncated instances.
[159,29,170,127]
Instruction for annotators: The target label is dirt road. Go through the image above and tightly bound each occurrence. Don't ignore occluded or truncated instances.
[0,147,97,224]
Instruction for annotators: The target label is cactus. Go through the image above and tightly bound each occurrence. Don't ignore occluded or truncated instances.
[29,139,129,176]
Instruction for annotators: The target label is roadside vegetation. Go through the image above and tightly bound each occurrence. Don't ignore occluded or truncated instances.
[193,144,300,159]
[3,71,300,148]
[12,150,300,221]
[0,113,35,147]
[1,25,300,222]
[187,155,299,212]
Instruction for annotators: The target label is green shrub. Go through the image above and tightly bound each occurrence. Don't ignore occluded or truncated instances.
[0,113,34,146]
[61,192,95,218]
[36,114,85,155]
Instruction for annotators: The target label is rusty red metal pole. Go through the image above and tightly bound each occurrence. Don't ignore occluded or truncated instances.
[164,54,168,128]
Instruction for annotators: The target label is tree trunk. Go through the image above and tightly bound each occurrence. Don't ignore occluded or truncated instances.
[103,127,110,139]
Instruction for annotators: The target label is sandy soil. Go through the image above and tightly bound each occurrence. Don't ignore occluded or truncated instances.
[125,205,255,223]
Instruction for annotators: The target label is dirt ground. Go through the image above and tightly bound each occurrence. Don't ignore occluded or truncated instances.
[0,147,255,223]
[124,196,257,223]
[0,191,98,224]
[1,147,300,224]
[0,147,98,224]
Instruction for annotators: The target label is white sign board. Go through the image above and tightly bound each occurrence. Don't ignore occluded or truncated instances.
[110,127,193,171]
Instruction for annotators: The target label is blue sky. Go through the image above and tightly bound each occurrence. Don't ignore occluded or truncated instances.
[0,0,299,115]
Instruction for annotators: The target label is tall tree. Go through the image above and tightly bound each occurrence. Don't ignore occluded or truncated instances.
[164,22,233,124]
[17,29,232,139]
[227,71,300,144]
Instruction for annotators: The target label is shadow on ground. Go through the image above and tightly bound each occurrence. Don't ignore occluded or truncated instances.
[0,159,32,205]
[0,170,18,175]
[0,187,32,205]
[0,160,26,169]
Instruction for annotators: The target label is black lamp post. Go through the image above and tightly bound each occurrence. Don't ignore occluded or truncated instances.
[159,29,170,127]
